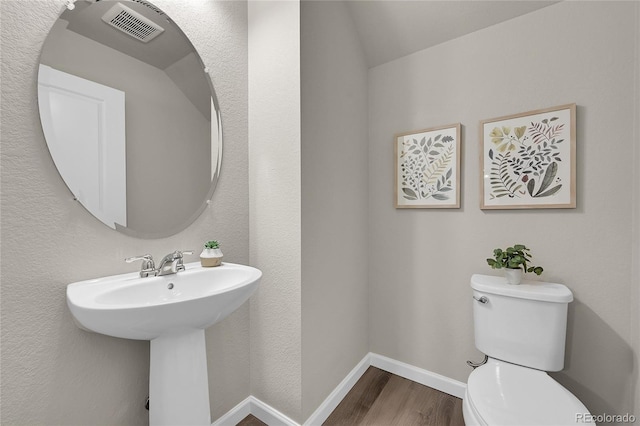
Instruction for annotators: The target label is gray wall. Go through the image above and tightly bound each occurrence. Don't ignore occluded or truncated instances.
[248,1,303,422]
[633,0,640,414]
[368,1,639,419]
[247,3,370,422]
[0,0,249,423]
[3,1,639,424]
[300,1,369,420]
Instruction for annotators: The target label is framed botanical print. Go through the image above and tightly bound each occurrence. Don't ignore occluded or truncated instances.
[394,123,461,208]
[480,104,576,209]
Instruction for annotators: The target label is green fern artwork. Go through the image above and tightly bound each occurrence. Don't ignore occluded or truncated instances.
[481,104,575,209]
[395,124,460,208]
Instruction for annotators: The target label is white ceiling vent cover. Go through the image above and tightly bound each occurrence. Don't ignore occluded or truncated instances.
[101,3,164,43]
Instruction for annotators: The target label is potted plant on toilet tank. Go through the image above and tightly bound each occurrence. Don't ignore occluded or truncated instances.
[486,244,543,284]
[200,240,223,267]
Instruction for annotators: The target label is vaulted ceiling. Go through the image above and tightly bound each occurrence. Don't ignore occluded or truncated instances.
[344,1,559,67]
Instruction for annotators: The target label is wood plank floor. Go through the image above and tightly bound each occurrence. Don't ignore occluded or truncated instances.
[237,367,464,426]
[237,414,267,426]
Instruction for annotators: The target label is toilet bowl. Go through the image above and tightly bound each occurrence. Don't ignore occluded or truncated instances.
[464,275,595,426]
[463,358,594,426]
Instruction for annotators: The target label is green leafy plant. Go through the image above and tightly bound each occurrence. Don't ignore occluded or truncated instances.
[486,244,543,275]
[204,240,220,249]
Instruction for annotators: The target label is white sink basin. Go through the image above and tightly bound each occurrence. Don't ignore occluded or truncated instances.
[67,261,261,426]
[67,262,261,340]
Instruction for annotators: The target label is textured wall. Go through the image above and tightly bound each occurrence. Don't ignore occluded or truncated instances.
[633,1,640,415]
[300,1,369,420]
[248,1,302,422]
[368,1,638,420]
[0,0,249,423]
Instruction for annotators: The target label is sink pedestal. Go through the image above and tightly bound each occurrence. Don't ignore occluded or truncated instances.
[150,329,210,426]
[67,262,261,424]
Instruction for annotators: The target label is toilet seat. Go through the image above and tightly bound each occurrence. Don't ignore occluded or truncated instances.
[464,358,595,426]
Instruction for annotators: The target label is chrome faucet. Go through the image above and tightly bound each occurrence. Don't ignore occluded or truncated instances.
[125,250,193,277]
[156,250,193,276]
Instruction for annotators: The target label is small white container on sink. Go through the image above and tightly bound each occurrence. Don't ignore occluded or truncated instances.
[200,248,223,267]
[200,240,223,267]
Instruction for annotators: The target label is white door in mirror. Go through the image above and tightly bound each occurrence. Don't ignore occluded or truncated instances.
[38,64,126,229]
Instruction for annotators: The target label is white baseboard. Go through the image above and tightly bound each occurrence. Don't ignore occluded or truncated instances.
[250,396,299,426]
[212,396,298,426]
[211,397,252,426]
[303,353,372,426]
[211,352,467,426]
[369,353,466,399]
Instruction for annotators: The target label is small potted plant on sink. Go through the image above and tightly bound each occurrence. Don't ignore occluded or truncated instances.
[200,240,223,267]
[486,244,543,285]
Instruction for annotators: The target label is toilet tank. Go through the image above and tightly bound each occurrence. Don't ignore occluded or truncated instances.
[471,274,573,372]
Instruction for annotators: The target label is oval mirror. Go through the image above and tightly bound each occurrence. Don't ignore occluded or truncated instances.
[38,0,222,238]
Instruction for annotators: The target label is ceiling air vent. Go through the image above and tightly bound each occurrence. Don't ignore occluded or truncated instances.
[101,3,164,43]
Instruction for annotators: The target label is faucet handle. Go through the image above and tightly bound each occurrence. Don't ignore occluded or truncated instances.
[175,250,193,272]
[125,254,156,277]
[170,250,193,259]
[125,254,155,265]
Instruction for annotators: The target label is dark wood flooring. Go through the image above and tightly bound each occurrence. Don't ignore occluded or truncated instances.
[237,414,267,426]
[237,367,464,426]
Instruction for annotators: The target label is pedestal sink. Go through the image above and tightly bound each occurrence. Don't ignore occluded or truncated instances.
[67,262,261,425]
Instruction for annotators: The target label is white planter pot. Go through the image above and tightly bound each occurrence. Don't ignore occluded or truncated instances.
[200,248,223,267]
[504,268,523,285]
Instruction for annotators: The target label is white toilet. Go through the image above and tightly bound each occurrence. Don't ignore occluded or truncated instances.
[463,274,595,426]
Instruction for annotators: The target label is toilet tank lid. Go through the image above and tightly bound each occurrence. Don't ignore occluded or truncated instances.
[471,274,573,303]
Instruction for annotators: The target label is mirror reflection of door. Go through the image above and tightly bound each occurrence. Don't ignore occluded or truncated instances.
[38,65,127,229]
[38,0,222,238]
